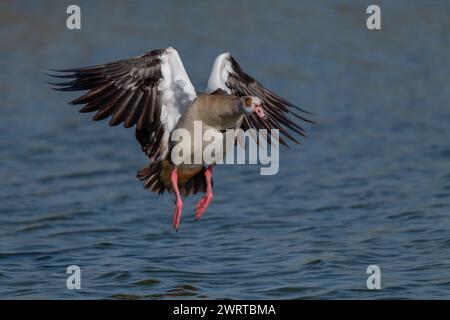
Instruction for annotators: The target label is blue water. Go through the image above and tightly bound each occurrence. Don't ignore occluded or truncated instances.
[1,0,450,299]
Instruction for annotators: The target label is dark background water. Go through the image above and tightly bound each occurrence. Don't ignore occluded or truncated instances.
[1,0,449,299]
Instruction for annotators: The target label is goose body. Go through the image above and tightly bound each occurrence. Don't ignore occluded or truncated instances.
[158,94,246,191]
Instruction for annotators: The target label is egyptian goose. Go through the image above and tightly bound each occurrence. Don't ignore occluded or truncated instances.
[48,47,314,230]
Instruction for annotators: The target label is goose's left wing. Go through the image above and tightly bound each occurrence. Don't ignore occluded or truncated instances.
[206,53,315,146]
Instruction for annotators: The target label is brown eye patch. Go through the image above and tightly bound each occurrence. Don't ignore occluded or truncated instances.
[245,97,252,107]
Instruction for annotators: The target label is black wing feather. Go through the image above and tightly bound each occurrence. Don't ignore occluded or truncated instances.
[48,49,167,160]
[226,56,315,146]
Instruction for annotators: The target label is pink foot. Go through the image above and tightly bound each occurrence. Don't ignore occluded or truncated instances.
[195,193,213,220]
[195,166,213,221]
[170,167,183,231]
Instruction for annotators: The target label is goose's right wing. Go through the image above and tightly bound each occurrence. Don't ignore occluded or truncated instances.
[48,47,197,160]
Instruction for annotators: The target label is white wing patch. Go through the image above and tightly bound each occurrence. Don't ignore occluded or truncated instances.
[206,52,233,94]
[158,47,197,158]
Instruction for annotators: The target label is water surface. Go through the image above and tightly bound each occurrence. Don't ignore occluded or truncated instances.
[0,0,449,299]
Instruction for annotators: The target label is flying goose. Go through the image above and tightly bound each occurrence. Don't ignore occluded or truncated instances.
[48,47,314,230]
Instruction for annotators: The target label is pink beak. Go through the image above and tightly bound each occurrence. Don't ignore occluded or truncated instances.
[254,104,265,118]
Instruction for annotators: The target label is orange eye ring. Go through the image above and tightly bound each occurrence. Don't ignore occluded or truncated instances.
[245,97,252,107]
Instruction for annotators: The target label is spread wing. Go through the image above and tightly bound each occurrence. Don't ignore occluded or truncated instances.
[48,47,197,160]
[206,52,315,146]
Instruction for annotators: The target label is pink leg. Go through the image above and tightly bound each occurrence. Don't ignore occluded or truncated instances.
[170,167,183,231]
[195,166,214,220]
